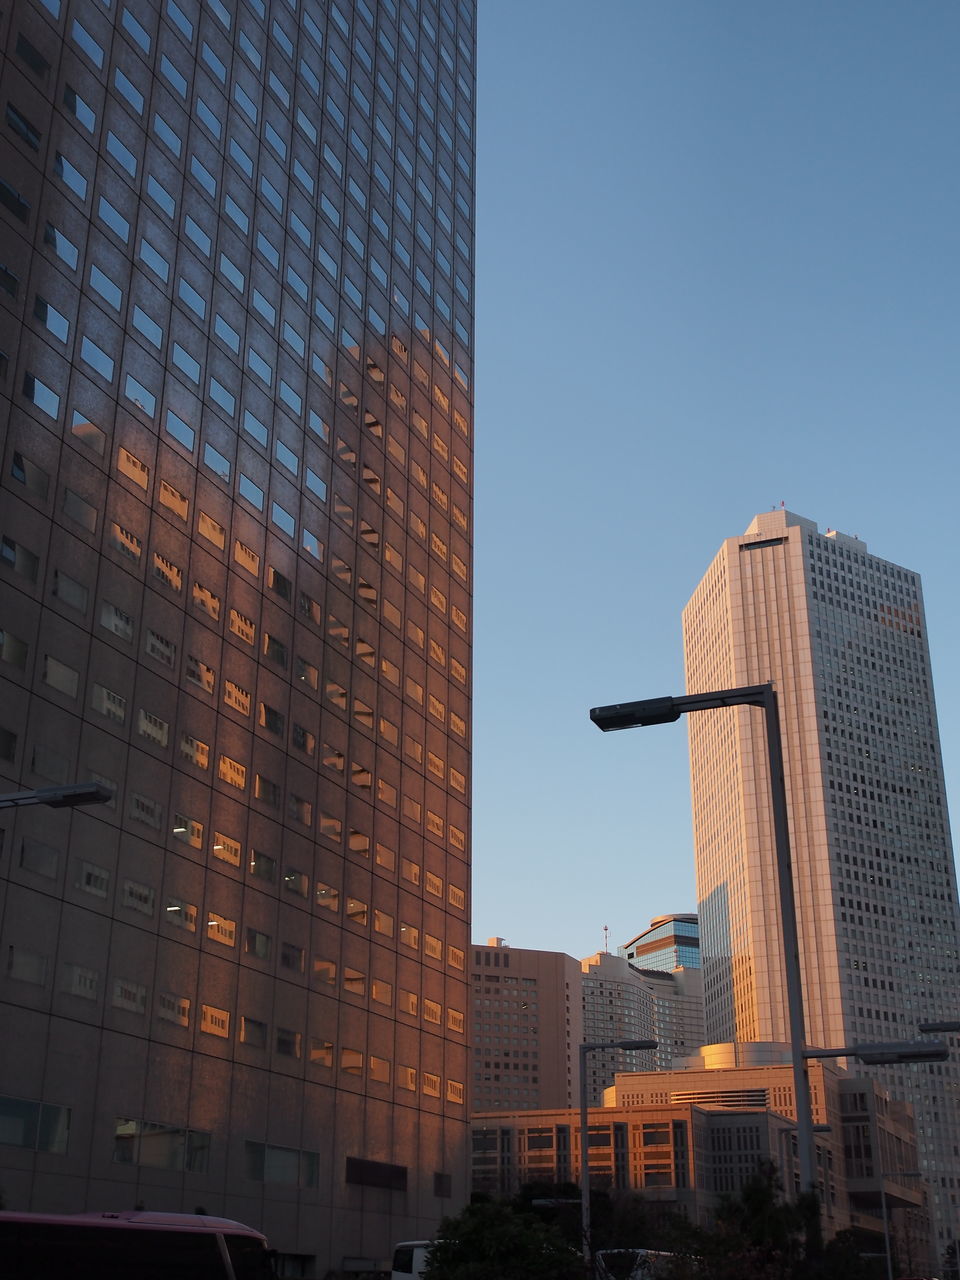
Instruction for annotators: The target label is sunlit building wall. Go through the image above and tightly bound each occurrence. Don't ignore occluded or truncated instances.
[0,0,475,1271]
[682,509,960,1256]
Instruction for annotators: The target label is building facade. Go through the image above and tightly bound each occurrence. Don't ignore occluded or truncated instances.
[0,0,475,1272]
[682,510,960,1256]
[471,940,584,1112]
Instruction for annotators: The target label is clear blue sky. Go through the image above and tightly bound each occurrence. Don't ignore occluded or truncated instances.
[469,0,960,960]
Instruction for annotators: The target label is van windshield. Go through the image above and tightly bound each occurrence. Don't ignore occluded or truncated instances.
[225,1231,276,1279]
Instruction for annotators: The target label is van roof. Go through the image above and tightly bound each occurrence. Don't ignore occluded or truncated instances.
[0,1210,264,1236]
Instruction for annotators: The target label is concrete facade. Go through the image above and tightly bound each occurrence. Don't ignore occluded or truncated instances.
[0,1,476,1273]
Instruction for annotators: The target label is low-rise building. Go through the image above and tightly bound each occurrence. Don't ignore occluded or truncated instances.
[471,1042,931,1269]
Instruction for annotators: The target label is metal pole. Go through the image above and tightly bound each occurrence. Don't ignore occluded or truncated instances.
[881,1180,893,1280]
[578,1044,593,1274]
[761,687,816,1197]
[579,1043,591,1275]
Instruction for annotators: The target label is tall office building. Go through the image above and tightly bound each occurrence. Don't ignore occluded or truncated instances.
[0,0,475,1272]
[683,509,960,1254]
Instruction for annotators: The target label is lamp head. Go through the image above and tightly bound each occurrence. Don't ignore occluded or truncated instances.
[590,698,681,732]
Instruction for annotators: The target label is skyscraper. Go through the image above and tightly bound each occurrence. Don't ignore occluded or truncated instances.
[0,0,475,1271]
[683,509,960,1254]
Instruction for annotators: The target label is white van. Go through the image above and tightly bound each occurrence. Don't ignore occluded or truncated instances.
[391,1239,434,1280]
[0,1209,273,1279]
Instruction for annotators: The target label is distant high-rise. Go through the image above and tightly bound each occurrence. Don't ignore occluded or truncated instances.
[0,0,475,1271]
[683,510,960,1254]
[580,951,658,1104]
[621,913,700,971]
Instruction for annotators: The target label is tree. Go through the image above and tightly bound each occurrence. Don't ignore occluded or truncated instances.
[422,1199,584,1280]
[943,1239,960,1280]
[684,1164,883,1280]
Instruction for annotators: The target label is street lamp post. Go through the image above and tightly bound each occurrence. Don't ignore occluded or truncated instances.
[579,1038,657,1277]
[804,1042,948,1066]
[589,686,954,1201]
[590,683,818,1193]
[0,781,113,810]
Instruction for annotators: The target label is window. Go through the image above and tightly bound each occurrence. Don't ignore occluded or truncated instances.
[44,222,78,268]
[34,296,69,342]
[250,849,276,883]
[0,1096,70,1153]
[185,654,214,692]
[165,899,197,931]
[178,733,209,769]
[170,819,204,856]
[117,446,148,489]
[197,511,225,548]
[42,655,79,698]
[229,609,255,645]
[114,68,144,114]
[240,1016,267,1048]
[158,992,190,1026]
[211,832,240,866]
[206,913,236,947]
[122,880,154,915]
[192,581,220,620]
[137,709,169,747]
[218,754,247,789]
[200,1005,230,1038]
[263,633,288,668]
[71,20,104,68]
[23,373,60,420]
[309,1039,333,1068]
[106,132,137,178]
[234,540,260,576]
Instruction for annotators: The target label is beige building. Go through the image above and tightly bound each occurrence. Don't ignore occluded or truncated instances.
[0,1,476,1273]
[683,510,960,1257]
[471,940,584,1112]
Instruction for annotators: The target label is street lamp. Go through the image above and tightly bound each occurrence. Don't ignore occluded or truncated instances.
[804,1041,949,1066]
[879,1169,924,1280]
[590,683,818,1194]
[0,782,113,810]
[579,1038,657,1276]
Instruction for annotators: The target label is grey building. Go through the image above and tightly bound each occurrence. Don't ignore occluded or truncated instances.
[0,0,475,1273]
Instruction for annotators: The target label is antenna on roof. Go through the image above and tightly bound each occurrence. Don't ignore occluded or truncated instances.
[603,924,609,954]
